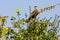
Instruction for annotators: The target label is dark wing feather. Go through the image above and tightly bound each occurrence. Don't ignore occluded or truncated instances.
[26,10,39,23]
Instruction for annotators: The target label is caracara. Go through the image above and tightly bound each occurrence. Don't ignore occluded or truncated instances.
[25,6,39,23]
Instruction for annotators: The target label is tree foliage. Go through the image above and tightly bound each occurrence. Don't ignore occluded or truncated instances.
[0,5,60,40]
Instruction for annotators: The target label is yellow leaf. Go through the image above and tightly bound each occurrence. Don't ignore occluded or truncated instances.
[14,8,20,13]
[0,18,2,21]
[39,5,56,14]
[40,9,43,13]
[2,27,10,36]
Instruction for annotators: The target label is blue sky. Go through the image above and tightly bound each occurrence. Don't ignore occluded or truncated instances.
[0,0,60,27]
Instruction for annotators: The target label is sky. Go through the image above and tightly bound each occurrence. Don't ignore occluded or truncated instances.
[0,0,60,30]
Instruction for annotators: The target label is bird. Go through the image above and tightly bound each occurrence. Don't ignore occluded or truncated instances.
[25,6,39,23]
[25,3,60,23]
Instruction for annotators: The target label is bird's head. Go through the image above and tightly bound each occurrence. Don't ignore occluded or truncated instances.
[34,6,37,10]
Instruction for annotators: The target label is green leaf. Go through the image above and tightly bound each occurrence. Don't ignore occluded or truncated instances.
[11,22,20,28]
[11,29,16,34]
[19,19,25,24]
